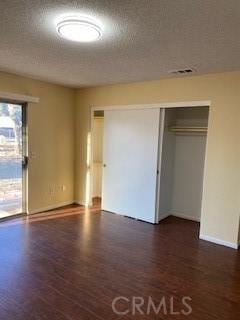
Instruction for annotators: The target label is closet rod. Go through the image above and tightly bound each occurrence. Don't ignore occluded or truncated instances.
[169,126,208,134]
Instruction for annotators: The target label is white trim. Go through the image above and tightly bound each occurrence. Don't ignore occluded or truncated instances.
[0,90,39,103]
[28,201,74,214]
[155,109,165,222]
[74,199,86,207]
[89,107,96,207]
[171,213,200,222]
[92,101,211,111]
[199,234,238,249]
[158,212,170,222]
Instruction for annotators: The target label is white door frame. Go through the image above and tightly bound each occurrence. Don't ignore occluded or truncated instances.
[89,100,211,223]
[155,108,165,223]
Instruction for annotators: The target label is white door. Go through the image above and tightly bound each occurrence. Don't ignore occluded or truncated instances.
[102,108,160,223]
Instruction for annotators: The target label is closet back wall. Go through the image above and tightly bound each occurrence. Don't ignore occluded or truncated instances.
[171,107,208,221]
[159,107,208,222]
[171,131,207,221]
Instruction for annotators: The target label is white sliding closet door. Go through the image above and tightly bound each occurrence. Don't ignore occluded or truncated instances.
[102,108,160,223]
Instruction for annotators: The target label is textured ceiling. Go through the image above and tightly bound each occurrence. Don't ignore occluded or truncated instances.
[0,0,240,87]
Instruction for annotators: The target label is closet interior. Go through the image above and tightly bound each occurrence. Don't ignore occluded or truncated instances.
[158,106,209,222]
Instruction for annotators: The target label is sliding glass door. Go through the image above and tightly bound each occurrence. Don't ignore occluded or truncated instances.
[0,102,27,218]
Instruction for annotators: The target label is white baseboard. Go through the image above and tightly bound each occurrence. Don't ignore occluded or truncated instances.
[29,201,74,215]
[74,200,86,207]
[171,212,200,222]
[200,234,239,249]
[158,213,170,222]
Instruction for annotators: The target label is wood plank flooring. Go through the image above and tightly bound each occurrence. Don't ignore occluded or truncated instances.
[0,204,239,319]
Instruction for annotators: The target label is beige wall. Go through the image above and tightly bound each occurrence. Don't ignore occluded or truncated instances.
[0,71,75,212]
[75,71,240,246]
[1,69,239,247]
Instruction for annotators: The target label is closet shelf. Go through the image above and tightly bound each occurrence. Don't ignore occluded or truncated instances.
[169,126,208,134]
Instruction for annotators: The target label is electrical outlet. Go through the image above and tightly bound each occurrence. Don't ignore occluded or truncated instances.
[48,185,66,195]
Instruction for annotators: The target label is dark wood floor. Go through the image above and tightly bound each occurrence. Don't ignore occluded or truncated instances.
[0,204,240,319]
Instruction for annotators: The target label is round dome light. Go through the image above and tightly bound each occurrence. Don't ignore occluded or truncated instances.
[56,17,102,42]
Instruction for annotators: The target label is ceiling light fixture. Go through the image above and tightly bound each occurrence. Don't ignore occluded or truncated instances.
[56,16,102,42]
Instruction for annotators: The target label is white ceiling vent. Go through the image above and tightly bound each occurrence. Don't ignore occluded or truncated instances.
[169,68,195,75]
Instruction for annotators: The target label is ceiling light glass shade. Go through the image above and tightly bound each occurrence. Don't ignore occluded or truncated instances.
[57,17,102,42]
